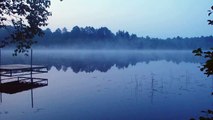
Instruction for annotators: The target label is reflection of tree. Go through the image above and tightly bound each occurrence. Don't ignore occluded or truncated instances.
[1,51,203,73]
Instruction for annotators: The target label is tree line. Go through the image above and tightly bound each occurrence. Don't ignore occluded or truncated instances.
[1,26,212,50]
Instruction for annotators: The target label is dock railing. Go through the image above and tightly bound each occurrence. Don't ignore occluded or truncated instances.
[0,49,48,85]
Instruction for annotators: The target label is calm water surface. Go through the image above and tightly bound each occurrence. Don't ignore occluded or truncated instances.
[0,50,212,120]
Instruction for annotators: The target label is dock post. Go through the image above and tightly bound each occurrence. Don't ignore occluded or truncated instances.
[31,89,34,108]
[0,93,2,103]
[30,49,33,83]
[0,48,1,84]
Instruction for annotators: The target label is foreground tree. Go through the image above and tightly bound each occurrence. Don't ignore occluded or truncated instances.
[191,5,213,120]
[193,6,213,77]
[0,0,51,55]
[193,48,213,77]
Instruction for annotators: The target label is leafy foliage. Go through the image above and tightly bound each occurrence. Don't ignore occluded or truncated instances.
[192,5,213,77]
[193,48,213,77]
[191,5,213,120]
[0,0,51,55]
[208,6,213,25]
[191,110,213,120]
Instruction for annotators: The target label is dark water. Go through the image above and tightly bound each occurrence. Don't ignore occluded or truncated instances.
[0,50,212,120]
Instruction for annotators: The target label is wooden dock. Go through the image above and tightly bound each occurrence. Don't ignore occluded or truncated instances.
[0,64,48,85]
[0,49,48,90]
[0,64,47,71]
[0,64,47,76]
[0,49,48,108]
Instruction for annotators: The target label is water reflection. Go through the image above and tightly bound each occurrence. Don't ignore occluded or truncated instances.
[0,81,47,94]
[0,81,48,108]
[0,50,203,73]
[0,50,211,120]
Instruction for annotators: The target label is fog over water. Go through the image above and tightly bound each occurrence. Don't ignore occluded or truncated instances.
[0,50,211,120]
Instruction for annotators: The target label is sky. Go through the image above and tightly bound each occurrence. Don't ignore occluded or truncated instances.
[48,0,213,38]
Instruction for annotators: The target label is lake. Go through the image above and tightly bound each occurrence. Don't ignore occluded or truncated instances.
[0,50,212,120]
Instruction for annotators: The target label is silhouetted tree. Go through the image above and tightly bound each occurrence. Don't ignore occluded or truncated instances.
[208,6,213,25]
[62,27,68,33]
[193,5,213,77]
[84,26,96,39]
[116,30,130,40]
[96,27,114,40]
[193,48,213,77]
[0,0,52,55]
[130,34,137,40]
[41,28,52,47]
[191,5,213,120]
[70,26,81,38]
